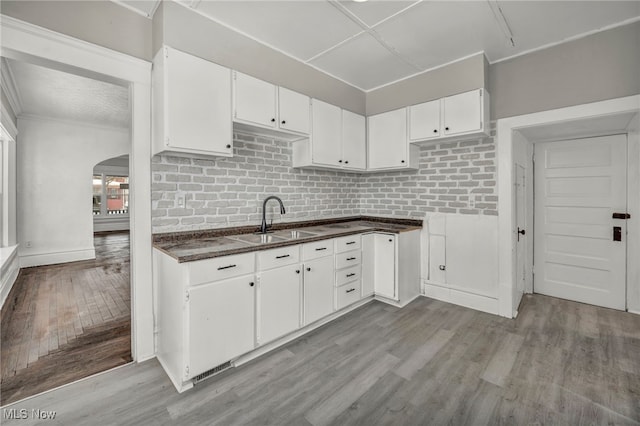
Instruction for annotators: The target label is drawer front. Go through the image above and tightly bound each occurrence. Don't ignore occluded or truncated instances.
[302,239,334,261]
[258,245,300,270]
[336,265,360,287]
[188,252,255,286]
[335,249,361,270]
[336,283,362,310]
[335,235,361,253]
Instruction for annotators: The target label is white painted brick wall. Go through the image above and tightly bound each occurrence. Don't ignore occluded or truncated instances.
[152,128,497,233]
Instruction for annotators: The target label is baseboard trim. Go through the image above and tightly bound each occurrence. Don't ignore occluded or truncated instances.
[422,281,499,316]
[628,309,640,316]
[19,248,96,268]
[1,246,20,309]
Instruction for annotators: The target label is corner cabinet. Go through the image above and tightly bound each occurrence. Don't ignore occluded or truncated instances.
[409,88,489,144]
[152,46,233,157]
[368,108,419,171]
[362,230,421,306]
[232,71,310,140]
[292,100,366,172]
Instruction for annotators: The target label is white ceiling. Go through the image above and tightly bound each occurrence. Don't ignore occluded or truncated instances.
[3,58,130,128]
[123,0,640,91]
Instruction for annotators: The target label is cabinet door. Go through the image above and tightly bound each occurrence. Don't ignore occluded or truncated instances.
[443,89,482,136]
[278,87,310,134]
[368,109,407,170]
[409,99,441,141]
[311,99,342,167]
[361,234,375,297]
[233,71,277,128]
[374,234,396,300]
[165,47,232,155]
[341,110,366,170]
[258,264,301,344]
[188,275,255,377]
[303,256,334,325]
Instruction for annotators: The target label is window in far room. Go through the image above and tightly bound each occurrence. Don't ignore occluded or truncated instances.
[93,174,129,216]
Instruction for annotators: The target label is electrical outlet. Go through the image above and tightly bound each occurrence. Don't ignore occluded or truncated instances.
[176,193,186,208]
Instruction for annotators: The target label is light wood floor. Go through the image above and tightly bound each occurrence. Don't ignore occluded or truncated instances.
[3,294,639,425]
[0,232,131,405]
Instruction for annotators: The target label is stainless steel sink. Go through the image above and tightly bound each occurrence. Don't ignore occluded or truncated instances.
[273,229,318,240]
[230,233,287,244]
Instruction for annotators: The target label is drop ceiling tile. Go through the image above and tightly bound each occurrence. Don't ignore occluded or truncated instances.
[374,1,507,70]
[193,1,363,61]
[497,1,640,58]
[309,32,418,91]
[338,0,419,27]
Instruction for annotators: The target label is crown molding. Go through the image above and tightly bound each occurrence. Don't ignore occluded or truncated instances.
[0,58,23,116]
[0,108,18,141]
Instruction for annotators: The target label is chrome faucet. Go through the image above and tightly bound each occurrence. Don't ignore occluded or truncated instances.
[260,196,286,234]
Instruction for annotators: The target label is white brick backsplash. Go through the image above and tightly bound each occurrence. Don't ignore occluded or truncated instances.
[152,130,498,233]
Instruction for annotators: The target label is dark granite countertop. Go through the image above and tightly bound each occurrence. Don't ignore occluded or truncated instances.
[153,216,422,263]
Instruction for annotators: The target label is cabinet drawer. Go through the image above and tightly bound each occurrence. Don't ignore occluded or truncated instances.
[258,246,300,270]
[335,235,361,253]
[302,239,334,261]
[336,249,361,270]
[336,283,361,310]
[336,265,360,287]
[188,252,255,286]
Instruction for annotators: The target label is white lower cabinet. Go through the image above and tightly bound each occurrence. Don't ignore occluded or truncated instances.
[303,256,335,325]
[374,234,396,300]
[188,275,256,378]
[258,264,302,345]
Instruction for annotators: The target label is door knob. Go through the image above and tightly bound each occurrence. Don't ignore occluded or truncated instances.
[517,227,525,242]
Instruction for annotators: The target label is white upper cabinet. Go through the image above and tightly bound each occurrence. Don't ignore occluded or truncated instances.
[311,99,342,167]
[152,46,232,157]
[368,108,418,171]
[409,99,441,142]
[409,88,489,145]
[443,89,485,136]
[233,71,310,138]
[341,110,366,171]
[233,71,277,128]
[278,87,310,134]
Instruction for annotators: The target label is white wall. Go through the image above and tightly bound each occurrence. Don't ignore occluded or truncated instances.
[17,116,129,267]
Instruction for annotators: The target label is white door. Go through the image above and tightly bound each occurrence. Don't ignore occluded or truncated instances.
[233,71,277,128]
[188,275,255,377]
[534,134,627,310]
[374,234,396,300]
[368,109,407,170]
[409,99,440,141]
[442,89,482,136]
[303,256,334,325]
[311,99,342,167]
[341,110,366,170]
[515,164,526,309]
[278,87,310,134]
[258,264,301,344]
[165,47,232,154]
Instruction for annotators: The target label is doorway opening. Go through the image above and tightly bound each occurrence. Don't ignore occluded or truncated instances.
[0,57,133,405]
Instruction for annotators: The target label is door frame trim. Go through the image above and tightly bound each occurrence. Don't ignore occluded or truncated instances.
[496,95,640,318]
[1,14,155,360]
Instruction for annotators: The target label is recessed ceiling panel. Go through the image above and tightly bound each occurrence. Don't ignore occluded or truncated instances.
[338,0,419,27]
[7,59,130,128]
[309,32,418,91]
[497,1,640,59]
[374,1,507,70]
[193,1,363,61]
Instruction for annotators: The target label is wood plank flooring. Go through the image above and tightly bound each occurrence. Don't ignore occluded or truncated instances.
[0,232,131,406]
[3,294,639,425]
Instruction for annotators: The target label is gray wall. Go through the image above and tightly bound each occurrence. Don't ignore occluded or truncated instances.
[156,1,366,115]
[366,54,488,116]
[1,1,153,61]
[490,21,640,119]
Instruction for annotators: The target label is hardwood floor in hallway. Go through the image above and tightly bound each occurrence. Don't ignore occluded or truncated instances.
[0,232,132,406]
[2,294,639,425]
